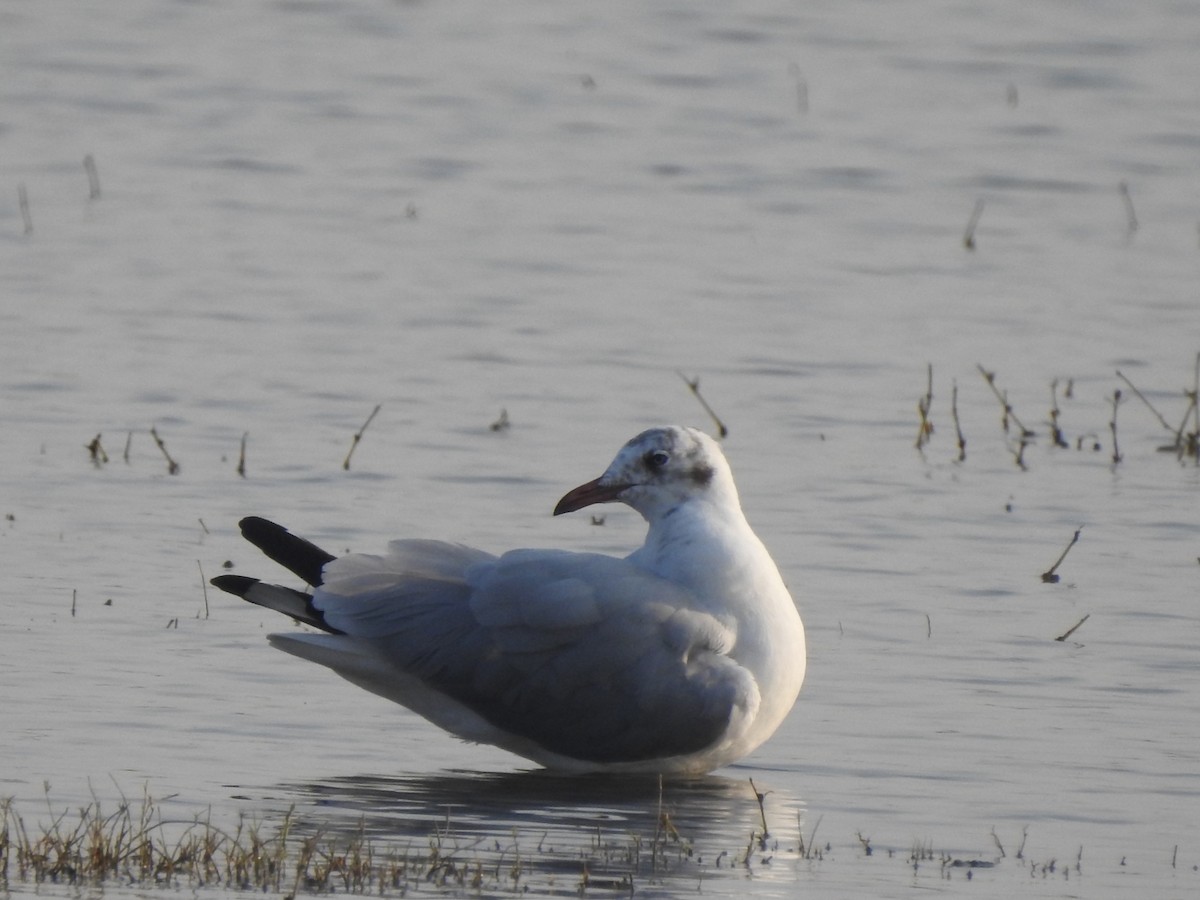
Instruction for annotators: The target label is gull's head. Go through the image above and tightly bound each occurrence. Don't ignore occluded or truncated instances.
[554,426,737,521]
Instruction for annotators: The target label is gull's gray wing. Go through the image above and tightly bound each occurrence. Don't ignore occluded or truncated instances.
[291,542,759,764]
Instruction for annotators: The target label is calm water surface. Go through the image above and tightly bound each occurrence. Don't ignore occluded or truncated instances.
[3,1,1199,897]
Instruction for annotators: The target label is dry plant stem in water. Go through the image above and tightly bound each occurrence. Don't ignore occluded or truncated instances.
[150,426,180,475]
[1041,527,1082,583]
[677,371,728,439]
[915,364,933,450]
[951,380,966,462]
[343,404,381,471]
[963,198,984,250]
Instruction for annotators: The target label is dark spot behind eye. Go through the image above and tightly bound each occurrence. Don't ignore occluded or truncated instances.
[690,464,714,486]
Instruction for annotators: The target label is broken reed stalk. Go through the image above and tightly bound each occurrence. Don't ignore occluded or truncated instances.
[1109,390,1123,465]
[343,404,381,471]
[951,380,966,461]
[123,431,132,464]
[915,363,933,450]
[1041,527,1082,583]
[1055,613,1090,642]
[963,198,984,250]
[83,154,101,199]
[149,426,180,475]
[237,432,248,478]
[677,371,728,438]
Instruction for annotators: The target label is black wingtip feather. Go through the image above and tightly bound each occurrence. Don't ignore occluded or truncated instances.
[238,516,336,586]
[212,573,342,633]
[211,574,259,597]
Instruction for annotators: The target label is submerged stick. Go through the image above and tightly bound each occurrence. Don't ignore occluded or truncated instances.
[1055,613,1090,642]
[677,371,728,438]
[1041,527,1082,583]
[343,404,381,471]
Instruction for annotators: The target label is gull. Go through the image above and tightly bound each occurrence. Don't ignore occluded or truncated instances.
[211,426,805,774]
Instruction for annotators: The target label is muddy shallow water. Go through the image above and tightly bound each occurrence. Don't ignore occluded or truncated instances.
[3,1,1200,896]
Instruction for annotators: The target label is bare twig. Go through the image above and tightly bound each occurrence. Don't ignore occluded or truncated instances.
[1055,613,1090,642]
[677,371,728,438]
[343,404,381,471]
[1041,527,1082,583]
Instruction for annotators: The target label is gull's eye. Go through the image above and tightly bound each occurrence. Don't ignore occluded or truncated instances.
[645,450,670,469]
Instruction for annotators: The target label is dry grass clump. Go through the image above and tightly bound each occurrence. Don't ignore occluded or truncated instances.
[0,788,425,895]
[0,784,703,896]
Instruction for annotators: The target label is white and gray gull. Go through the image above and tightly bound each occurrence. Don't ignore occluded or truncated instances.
[211,426,806,774]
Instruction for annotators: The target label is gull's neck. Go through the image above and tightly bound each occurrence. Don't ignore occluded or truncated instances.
[628,492,770,600]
